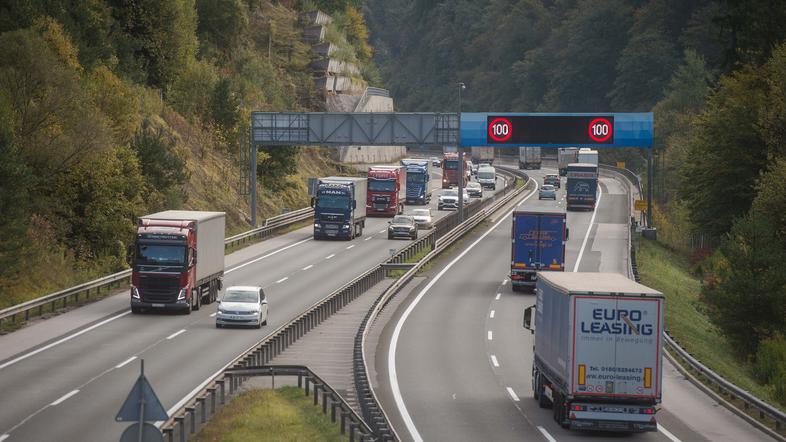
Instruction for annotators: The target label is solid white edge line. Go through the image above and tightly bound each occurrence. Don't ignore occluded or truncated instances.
[490,355,499,367]
[487,330,493,341]
[658,424,683,442]
[50,389,79,406]
[489,310,495,319]
[226,237,312,274]
[537,426,557,442]
[166,329,186,340]
[325,254,335,260]
[495,293,501,300]
[275,277,288,284]
[302,264,314,270]
[388,177,536,442]
[346,245,355,249]
[115,356,137,369]
[506,387,520,402]
[572,183,603,272]
[0,311,131,371]
[0,434,9,441]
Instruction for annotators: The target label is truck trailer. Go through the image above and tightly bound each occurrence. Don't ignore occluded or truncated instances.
[578,148,599,166]
[510,210,566,292]
[312,176,367,240]
[470,146,495,165]
[130,211,225,314]
[519,147,542,169]
[566,163,598,210]
[523,272,664,433]
[400,159,432,205]
[558,147,579,176]
[367,165,406,216]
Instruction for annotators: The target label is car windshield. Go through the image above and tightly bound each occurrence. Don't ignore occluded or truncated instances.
[468,182,480,188]
[223,290,259,303]
[392,216,413,225]
[478,171,494,179]
[542,185,555,191]
[442,190,457,197]
[135,244,186,266]
[412,209,430,216]
[317,195,350,209]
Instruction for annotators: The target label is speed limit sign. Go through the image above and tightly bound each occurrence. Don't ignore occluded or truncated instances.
[488,117,513,142]
[588,118,613,142]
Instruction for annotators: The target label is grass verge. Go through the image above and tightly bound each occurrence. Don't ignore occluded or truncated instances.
[636,238,785,414]
[192,386,344,442]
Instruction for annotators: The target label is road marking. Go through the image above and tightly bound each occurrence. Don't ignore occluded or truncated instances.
[490,355,499,367]
[388,176,536,442]
[502,279,508,286]
[346,245,355,250]
[325,254,335,260]
[276,277,288,283]
[210,312,217,317]
[365,236,373,241]
[658,424,683,442]
[0,310,131,371]
[0,434,9,441]
[379,229,386,234]
[50,390,79,406]
[227,237,312,274]
[572,183,603,272]
[302,264,314,270]
[487,331,493,341]
[537,426,557,442]
[489,310,495,318]
[506,387,520,402]
[115,356,137,369]
[495,293,501,300]
[166,329,186,340]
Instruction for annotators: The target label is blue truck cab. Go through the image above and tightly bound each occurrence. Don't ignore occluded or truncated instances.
[312,176,367,240]
[510,210,567,292]
[400,159,432,205]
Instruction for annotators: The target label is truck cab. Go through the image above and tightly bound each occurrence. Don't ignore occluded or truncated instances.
[367,166,405,216]
[400,159,432,205]
[441,152,467,188]
[313,177,367,240]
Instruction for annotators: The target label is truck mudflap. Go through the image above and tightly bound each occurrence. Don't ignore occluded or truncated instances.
[510,270,537,291]
[567,404,658,432]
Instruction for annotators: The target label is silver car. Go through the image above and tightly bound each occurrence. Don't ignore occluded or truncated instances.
[216,286,268,329]
[539,184,557,200]
[466,181,483,198]
[411,208,433,229]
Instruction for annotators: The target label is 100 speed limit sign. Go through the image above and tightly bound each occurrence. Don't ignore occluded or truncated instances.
[488,117,512,142]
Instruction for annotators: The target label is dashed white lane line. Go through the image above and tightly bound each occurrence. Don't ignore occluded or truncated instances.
[502,279,508,286]
[325,254,335,260]
[302,264,314,270]
[487,331,493,341]
[0,434,9,441]
[573,183,603,272]
[365,236,373,241]
[276,277,288,284]
[495,293,501,300]
[489,310,495,319]
[166,329,186,340]
[490,355,499,367]
[50,390,79,406]
[506,387,520,402]
[658,424,683,442]
[346,245,355,249]
[115,356,137,369]
[379,229,386,234]
[537,426,557,442]
[210,312,217,317]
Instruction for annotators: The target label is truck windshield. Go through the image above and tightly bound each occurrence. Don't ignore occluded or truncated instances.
[368,180,396,192]
[407,173,427,183]
[317,195,350,210]
[136,244,186,266]
[443,160,458,170]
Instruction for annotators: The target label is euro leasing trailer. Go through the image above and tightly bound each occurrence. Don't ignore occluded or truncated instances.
[523,272,664,433]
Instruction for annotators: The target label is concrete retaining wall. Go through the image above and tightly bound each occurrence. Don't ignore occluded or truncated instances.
[331,95,406,164]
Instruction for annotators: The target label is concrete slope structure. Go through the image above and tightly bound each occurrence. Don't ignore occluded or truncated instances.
[373,164,772,442]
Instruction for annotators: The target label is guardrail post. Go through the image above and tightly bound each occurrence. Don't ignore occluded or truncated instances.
[186,406,196,435]
[313,383,320,405]
[340,411,348,435]
[227,373,235,395]
[216,379,225,404]
[197,396,206,424]
[331,398,337,422]
[162,427,173,442]
[305,377,310,396]
[208,387,216,414]
[349,422,356,442]
[175,416,186,442]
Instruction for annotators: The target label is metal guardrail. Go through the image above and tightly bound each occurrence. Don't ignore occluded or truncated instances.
[0,208,315,328]
[605,165,786,439]
[353,167,529,440]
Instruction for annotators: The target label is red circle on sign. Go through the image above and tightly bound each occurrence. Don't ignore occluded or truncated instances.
[488,117,513,142]
[588,118,613,142]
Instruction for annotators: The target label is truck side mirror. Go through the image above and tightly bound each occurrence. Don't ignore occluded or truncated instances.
[310,197,316,208]
[125,245,134,267]
[565,228,570,240]
[352,200,357,209]
[523,305,534,332]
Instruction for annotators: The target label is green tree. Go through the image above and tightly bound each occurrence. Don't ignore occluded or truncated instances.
[131,119,190,198]
[256,146,300,192]
[196,0,248,54]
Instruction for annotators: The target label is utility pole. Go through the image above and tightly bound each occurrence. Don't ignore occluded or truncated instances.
[457,82,466,224]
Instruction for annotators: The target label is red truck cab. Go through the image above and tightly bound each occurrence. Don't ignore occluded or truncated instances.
[441,152,468,188]
[367,165,406,216]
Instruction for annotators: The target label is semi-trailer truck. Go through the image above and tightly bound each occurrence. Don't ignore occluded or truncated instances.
[558,147,579,176]
[130,211,225,314]
[441,151,468,188]
[578,148,599,166]
[470,146,495,165]
[566,163,598,210]
[523,272,664,433]
[400,159,432,205]
[510,210,566,292]
[519,147,542,169]
[367,165,406,216]
[312,176,367,240]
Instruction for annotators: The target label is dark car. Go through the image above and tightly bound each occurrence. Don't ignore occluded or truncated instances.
[544,174,560,189]
[388,215,418,240]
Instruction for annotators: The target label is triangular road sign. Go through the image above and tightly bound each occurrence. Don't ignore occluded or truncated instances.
[116,362,168,422]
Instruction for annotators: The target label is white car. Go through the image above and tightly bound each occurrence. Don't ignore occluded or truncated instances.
[466,181,483,197]
[216,286,268,329]
[411,208,433,229]
[438,189,470,210]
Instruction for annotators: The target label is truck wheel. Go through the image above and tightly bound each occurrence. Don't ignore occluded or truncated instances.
[532,369,540,400]
[538,375,551,409]
[193,288,201,311]
[183,299,192,315]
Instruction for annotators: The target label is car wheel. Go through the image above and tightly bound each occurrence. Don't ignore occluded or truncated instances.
[262,319,267,326]
[216,323,221,328]
[255,320,262,329]
[411,233,417,240]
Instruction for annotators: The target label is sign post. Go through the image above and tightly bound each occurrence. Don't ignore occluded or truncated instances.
[116,359,168,442]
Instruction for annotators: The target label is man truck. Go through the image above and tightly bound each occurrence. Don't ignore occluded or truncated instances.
[519,147,542,169]
[400,159,432,205]
[441,151,468,188]
[367,165,406,216]
[130,211,225,314]
[470,146,495,165]
[523,272,664,433]
[312,176,367,240]
[566,163,599,210]
[558,147,579,176]
[510,210,567,292]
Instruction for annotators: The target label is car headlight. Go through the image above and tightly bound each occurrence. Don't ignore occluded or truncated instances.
[177,288,187,300]
[131,286,140,299]
[218,308,227,314]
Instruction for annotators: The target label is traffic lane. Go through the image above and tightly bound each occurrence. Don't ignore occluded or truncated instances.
[572,177,629,275]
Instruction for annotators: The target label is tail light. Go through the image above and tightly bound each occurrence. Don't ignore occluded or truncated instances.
[640,407,656,415]
[571,404,587,411]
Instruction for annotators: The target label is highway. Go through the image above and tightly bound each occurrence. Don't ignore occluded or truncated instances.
[0,167,506,442]
[373,165,771,442]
